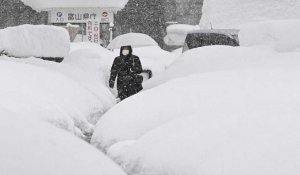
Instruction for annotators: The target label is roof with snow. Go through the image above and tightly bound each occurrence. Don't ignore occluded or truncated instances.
[23,0,128,10]
[199,0,300,29]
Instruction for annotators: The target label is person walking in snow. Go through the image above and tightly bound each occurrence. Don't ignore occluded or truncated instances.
[109,46,143,101]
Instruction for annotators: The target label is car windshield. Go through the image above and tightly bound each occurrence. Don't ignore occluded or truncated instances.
[185,33,239,50]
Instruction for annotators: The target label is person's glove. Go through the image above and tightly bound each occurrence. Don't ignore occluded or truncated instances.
[109,80,115,88]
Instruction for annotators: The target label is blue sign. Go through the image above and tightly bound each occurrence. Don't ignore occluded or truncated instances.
[57,12,63,17]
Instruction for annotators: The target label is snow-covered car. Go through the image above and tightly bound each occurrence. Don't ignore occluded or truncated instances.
[182,29,239,52]
[0,25,70,62]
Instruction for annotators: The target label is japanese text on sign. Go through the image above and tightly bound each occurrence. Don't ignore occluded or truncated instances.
[50,8,114,23]
[87,21,101,44]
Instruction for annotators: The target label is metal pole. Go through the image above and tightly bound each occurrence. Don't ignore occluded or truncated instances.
[81,24,84,42]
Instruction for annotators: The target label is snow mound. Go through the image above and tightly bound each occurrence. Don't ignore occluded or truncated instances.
[92,46,298,148]
[92,58,300,175]
[200,0,300,29]
[107,33,158,49]
[239,19,300,52]
[144,46,272,89]
[0,58,98,137]
[65,42,117,84]
[0,42,117,138]
[0,25,70,58]
[0,107,126,175]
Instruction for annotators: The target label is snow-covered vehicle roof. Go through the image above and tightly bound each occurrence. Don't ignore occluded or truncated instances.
[200,0,300,29]
[182,30,240,52]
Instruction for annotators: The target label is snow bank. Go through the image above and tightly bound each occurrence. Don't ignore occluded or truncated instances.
[0,58,95,137]
[144,46,273,89]
[91,46,291,148]
[91,46,300,175]
[0,42,117,138]
[239,19,300,52]
[171,47,183,55]
[66,42,117,82]
[111,98,300,175]
[65,42,119,99]
[0,25,70,58]
[0,107,126,175]
[200,0,300,29]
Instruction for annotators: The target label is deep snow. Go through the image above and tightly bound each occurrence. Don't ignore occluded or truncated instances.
[92,45,300,175]
[0,25,70,58]
[0,41,117,139]
[0,107,126,175]
[239,19,300,52]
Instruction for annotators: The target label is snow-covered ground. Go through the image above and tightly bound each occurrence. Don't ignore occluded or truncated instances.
[2,1,300,174]
[0,26,127,172]
[0,24,177,142]
[91,16,300,175]
[0,107,126,175]
[0,53,115,139]
[92,45,300,175]
[0,25,118,139]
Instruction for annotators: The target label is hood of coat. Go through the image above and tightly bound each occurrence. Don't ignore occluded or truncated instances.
[120,45,133,56]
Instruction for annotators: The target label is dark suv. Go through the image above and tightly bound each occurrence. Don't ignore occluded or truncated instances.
[183,29,240,52]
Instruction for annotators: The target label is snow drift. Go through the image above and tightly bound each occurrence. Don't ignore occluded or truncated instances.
[0,25,70,58]
[0,107,126,175]
[0,42,117,139]
[144,46,272,90]
[91,46,300,175]
[239,19,300,52]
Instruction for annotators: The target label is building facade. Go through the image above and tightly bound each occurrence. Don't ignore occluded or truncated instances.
[47,7,119,46]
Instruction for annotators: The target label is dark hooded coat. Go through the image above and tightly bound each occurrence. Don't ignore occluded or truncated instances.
[109,46,143,100]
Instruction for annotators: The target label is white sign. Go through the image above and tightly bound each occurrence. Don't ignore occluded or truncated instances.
[50,8,114,23]
[87,21,101,44]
